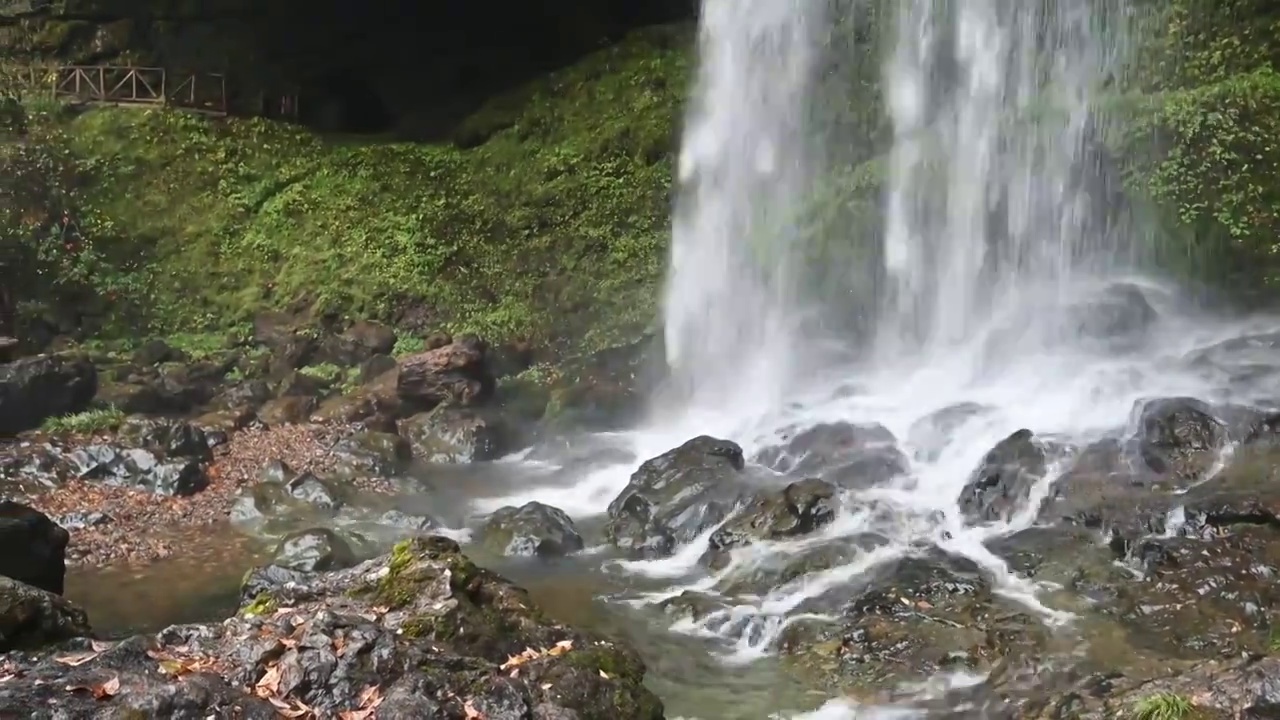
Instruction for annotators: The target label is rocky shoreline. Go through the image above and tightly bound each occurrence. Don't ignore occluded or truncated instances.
[7,312,1280,717]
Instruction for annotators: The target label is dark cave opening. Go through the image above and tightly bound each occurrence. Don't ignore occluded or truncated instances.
[304,70,394,134]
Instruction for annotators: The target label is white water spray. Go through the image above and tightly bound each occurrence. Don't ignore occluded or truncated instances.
[473,0,1280,716]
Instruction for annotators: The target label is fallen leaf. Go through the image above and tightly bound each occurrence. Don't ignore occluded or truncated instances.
[338,711,375,720]
[464,699,485,719]
[509,668,520,678]
[266,696,308,718]
[156,659,187,676]
[254,664,282,698]
[97,676,120,698]
[54,651,100,667]
[540,683,552,690]
[598,670,610,680]
[546,640,573,657]
[356,684,383,708]
[0,674,13,683]
[89,640,114,653]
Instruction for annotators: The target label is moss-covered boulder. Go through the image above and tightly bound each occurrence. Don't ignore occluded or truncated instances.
[0,537,665,718]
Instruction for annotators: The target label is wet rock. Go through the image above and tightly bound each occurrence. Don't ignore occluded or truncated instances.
[605,435,754,558]
[1037,438,1170,548]
[52,512,111,532]
[275,369,331,398]
[331,431,411,478]
[396,335,496,412]
[0,576,91,651]
[1111,526,1280,659]
[822,447,910,491]
[756,422,897,476]
[481,502,584,557]
[117,417,214,463]
[63,444,208,497]
[0,501,69,595]
[154,359,231,409]
[271,528,358,573]
[315,320,397,366]
[0,354,97,436]
[906,402,993,461]
[958,429,1050,523]
[0,538,663,719]
[399,406,517,463]
[310,374,399,431]
[1134,396,1227,481]
[359,353,398,383]
[131,338,184,367]
[779,555,1043,690]
[1043,654,1280,720]
[377,509,439,532]
[284,472,343,511]
[210,379,273,413]
[256,396,318,426]
[1062,282,1157,346]
[708,478,839,553]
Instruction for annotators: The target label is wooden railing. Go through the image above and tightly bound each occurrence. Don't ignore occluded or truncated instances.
[53,66,227,115]
[0,64,300,120]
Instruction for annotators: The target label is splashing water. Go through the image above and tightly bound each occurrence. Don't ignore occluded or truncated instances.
[475,0,1280,716]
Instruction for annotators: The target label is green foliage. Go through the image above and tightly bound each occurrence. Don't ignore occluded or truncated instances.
[1131,692,1195,720]
[392,336,425,357]
[54,25,691,353]
[1117,1,1280,295]
[41,405,125,435]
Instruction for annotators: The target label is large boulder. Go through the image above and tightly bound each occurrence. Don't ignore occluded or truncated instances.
[396,335,496,412]
[707,478,840,554]
[1134,396,1227,482]
[398,406,518,463]
[957,429,1051,523]
[0,576,91,652]
[480,502,584,557]
[0,538,665,719]
[0,354,97,436]
[605,435,755,558]
[0,501,69,595]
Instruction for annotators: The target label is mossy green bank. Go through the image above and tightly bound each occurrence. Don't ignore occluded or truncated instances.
[31,25,692,352]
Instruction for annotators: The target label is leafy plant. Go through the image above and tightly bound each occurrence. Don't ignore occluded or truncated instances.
[1132,692,1195,720]
[41,405,125,435]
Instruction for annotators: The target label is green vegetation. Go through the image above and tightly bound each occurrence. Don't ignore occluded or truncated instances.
[40,405,125,434]
[5,25,691,353]
[1132,692,1196,720]
[1118,0,1280,294]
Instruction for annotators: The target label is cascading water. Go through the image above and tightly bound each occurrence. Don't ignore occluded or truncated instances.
[475,0,1280,717]
[659,0,825,417]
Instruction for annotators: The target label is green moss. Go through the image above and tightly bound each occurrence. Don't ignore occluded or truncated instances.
[1132,692,1196,720]
[54,24,692,352]
[299,362,343,384]
[240,592,277,618]
[41,405,124,435]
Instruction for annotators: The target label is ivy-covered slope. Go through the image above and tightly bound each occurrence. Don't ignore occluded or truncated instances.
[48,25,691,353]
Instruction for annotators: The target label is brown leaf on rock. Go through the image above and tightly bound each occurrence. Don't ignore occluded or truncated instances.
[254,664,282,698]
[267,696,310,718]
[89,640,114,653]
[65,675,120,700]
[54,651,100,667]
[546,639,573,657]
[464,699,486,719]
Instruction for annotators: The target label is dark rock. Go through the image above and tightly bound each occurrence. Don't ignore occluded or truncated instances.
[377,510,439,532]
[1037,438,1169,552]
[755,421,897,476]
[52,512,111,532]
[0,501,69,595]
[0,576,91,651]
[315,320,397,366]
[256,396,318,426]
[358,353,398,384]
[118,418,214,463]
[957,429,1049,523]
[154,359,230,410]
[399,406,518,463]
[1134,396,1227,481]
[131,338,184,366]
[708,478,839,553]
[211,379,273,413]
[822,446,910,490]
[275,369,331,398]
[268,333,318,376]
[605,435,755,558]
[0,354,97,436]
[331,431,411,478]
[396,335,495,412]
[0,538,664,719]
[481,502,584,557]
[284,472,343,511]
[779,555,1043,690]
[64,444,208,497]
[271,528,357,573]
